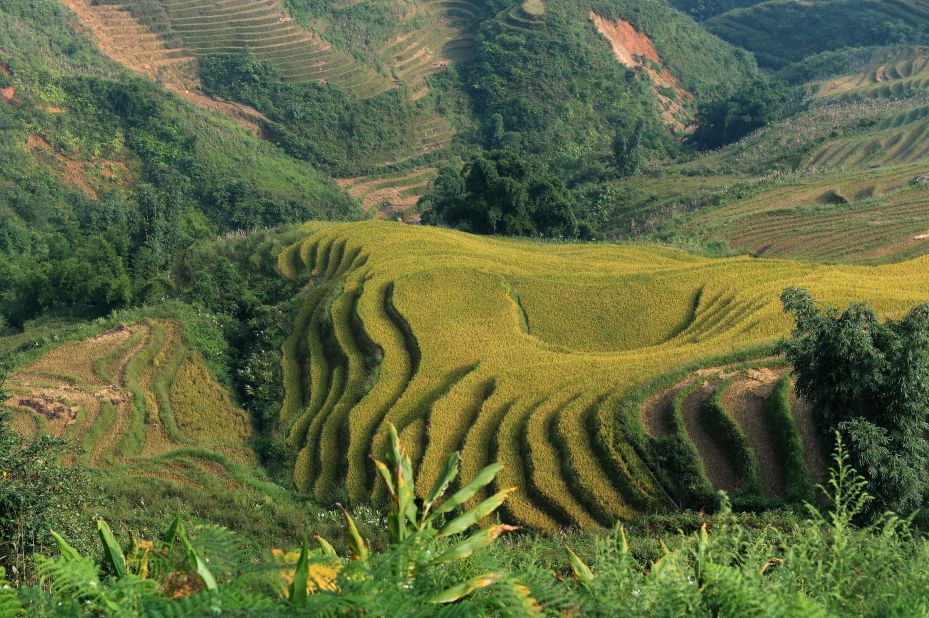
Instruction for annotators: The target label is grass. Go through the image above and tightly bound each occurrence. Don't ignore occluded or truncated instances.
[276,220,929,529]
[764,375,814,502]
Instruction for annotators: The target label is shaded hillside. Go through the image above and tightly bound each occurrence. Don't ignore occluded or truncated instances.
[703,0,929,69]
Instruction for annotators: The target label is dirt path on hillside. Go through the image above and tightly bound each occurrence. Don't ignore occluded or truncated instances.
[682,380,740,492]
[722,368,787,497]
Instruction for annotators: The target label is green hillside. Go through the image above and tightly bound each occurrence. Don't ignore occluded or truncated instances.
[7,0,929,613]
[0,0,359,329]
[702,0,929,69]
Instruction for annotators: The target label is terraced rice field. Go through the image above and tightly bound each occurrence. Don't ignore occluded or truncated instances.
[816,46,929,102]
[110,0,393,97]
[2,319,262,505]
[61,0,194,81]
[642,364,826,499]
[277,220,929,530]
[676,164,929,264]
[807,104,929,169]
[498,1,547,32]
[338,166,438,217]
[379,0,482,99]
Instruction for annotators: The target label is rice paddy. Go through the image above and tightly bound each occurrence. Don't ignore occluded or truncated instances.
[1,318,269,516]
[277,220,929,530]
[671,163,929,264]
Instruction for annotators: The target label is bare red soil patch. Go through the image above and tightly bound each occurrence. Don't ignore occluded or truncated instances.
[590,13,693,131]
[0,62,10,77]
[26,134,52,150]
[26,134,131,197]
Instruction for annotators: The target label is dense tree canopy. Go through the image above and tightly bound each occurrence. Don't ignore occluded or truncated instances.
[779,287,929,513]
[692,79,802,149]
[421,151,579,238]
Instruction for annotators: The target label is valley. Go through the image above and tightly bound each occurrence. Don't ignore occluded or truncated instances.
[4,0,929,613]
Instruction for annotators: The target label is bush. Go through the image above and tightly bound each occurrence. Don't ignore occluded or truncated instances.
[692,79,804,149]
[700,381,762,496]
[0,373,90,586]
[779,286,929,513]
[764,376,813,502]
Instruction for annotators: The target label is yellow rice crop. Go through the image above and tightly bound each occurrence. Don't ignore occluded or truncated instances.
[276,220,929,530]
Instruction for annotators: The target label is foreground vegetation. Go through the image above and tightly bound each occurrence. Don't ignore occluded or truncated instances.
[4,422,929,617]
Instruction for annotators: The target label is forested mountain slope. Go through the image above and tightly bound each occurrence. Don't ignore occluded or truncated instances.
[0,0,359,329]
[698,0,929,69]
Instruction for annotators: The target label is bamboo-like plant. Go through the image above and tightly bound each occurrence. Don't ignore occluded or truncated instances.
[297,422,518,605]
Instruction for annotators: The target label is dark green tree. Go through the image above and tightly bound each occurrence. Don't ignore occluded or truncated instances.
[421,151,578,238]
[612,121,646,178]
[55,238,132,313]
[693,79,802,149]
[778,287,929,513]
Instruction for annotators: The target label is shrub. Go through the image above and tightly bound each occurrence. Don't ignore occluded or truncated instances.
[779,286,929,513]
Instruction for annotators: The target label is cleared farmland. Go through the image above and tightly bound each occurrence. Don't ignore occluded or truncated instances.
[105,0,393,97]
[814,46,929,102]
[667,163,929,264]
[1,318,279,520]
[278,220,929,530]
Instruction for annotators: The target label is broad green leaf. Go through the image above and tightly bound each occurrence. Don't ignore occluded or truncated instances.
[289,537,309,605]
[434,524,518,563]
[387,423,403,469]
[430,463,504,520]
[315,534,338,557]
[437,488,514,538]
[422,452,460,523]
[397,451,417,532]
[338,504,369,561]
[49,530,82,561]
[428,572,505,604]
[179,530,217,591]
[565,545,594,585]
[373,459,395,499]
[98,520,126,579]
[161,515,182,552]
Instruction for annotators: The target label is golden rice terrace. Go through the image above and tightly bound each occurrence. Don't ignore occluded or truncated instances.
[277,221,929,531]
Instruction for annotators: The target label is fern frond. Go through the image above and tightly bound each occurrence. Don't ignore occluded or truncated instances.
[0,567,23,618]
